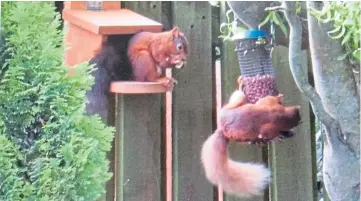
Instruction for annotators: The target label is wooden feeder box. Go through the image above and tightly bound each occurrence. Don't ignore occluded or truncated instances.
[62,2,169,201]
[62,1,167,94]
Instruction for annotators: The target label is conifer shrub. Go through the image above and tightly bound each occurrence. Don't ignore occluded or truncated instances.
[0,2,114,200]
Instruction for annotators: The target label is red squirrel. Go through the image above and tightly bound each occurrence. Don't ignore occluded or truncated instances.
[222,76,299,143]
[127,27,189,90]
[220,90,301,142]
[201,77,301,197]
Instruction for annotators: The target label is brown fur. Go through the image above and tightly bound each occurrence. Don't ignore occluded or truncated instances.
[220,90,301,141]
[201,130,271,197]
[127,27,189,90]
[201,81,301,197]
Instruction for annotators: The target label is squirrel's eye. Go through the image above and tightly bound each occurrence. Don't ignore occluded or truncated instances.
[176,43,183,50]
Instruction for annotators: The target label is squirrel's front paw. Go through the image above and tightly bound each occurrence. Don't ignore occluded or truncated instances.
[157,77,178,91]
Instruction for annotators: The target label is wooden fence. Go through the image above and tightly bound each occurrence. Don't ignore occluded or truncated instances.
[60,1,317,201]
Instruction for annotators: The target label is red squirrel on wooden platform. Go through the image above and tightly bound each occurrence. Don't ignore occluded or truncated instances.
[127,27,189,90]
[85,27,188,121]
[201,76,301,197]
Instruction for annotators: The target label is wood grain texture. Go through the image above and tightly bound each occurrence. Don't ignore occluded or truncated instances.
[219,2,266,201]
[64,1,86,10]
[116,3,166,201]
[116,94,162,201]
[62,9,163,35]
[110,81,168,94]
[123,1,163,24]
[63,22,104,67]
[102,1,121,10]
[269,46,316,201]
[171,2,214,201]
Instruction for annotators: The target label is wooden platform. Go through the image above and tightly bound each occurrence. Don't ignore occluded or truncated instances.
[110,81,169,94]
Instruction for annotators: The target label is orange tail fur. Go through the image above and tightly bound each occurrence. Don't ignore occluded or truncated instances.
[201,130,271,197]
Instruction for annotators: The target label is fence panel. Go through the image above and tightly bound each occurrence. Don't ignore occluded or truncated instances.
[115,94,163,201]
[92,2,317,201]
[269,46,316,201]
[171,2,215,201]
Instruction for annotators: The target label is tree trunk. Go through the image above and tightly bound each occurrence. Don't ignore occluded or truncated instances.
[306,2,360,201]
[226,1,309,50]
[229,1,360,200]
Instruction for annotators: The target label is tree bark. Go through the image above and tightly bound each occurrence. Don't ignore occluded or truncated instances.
[225,1,360,200]
[226,1,309,50]
[306,2,360,152]
[284,2,360,201]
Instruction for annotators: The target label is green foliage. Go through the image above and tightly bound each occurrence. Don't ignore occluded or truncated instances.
[219,9,247,42]
[0,2,114,200]
[258,1,294,39]
[258,9,288,38]
[309,1,360,63]
[216,1,289,42]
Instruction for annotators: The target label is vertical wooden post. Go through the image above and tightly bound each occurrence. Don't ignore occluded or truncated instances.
[269,46,315,201]
[121,2,171,201]
[115,94,163,201]
[171,2,214,201]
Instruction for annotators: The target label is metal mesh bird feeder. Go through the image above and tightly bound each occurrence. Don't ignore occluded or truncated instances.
[234,29,278,103]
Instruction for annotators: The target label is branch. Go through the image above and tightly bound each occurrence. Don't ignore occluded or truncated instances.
[265,5,285,12]
[282,1,340,144]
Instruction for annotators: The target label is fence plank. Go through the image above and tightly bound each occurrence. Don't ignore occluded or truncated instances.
[121,3,173,201]
[116,94,163,201]
[171,2,214,201]
[123,1,163,23]
[269,46,315,201]
[219,2,266,201]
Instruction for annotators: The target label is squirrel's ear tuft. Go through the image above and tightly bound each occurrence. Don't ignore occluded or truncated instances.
[171,27,180,38]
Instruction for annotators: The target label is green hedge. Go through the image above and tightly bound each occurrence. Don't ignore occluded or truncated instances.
[0,2,114,200]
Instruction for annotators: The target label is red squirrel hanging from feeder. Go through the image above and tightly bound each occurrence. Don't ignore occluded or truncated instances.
[201,76,302,197]
[127,27,189,90]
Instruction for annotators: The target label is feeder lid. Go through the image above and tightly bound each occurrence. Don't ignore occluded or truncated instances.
[232,29,270,40]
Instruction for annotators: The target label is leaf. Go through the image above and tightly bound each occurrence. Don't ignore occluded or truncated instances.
[352,49,361,61]
[327,25,342,35]
[219,22,229,34]
[271,11,280,25]
[275,12,288,37]
[341,30,352,45]
[319,9,332,23]
[329,25,346,39]
[226,9,233,23]
[336,52,349,60]
[258,11,272,29]
[352,34,360,49]
[308,7,328,19]
[295,1,302,14]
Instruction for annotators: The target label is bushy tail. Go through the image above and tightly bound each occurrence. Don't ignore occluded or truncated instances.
[201,130,271,197]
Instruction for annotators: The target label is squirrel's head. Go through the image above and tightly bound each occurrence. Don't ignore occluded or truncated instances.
[284,105,302,127]
[165,27,189,69]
